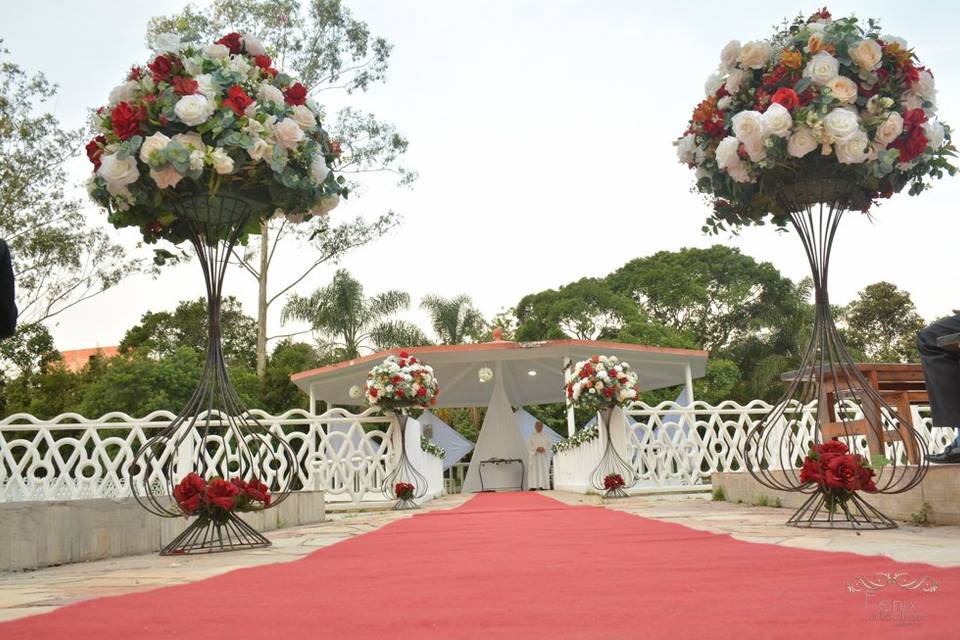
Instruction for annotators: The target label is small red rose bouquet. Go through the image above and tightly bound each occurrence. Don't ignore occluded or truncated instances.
[394,482,415,501]
[174,472,272,523]
[603,473,625,491]
[799,440,878,510]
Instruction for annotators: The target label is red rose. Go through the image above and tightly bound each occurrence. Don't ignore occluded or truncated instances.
[147,54,177,83]
[902,108,928,131]
[110,101,146,140]
[823,454,861,491]
[417,387,427,397]
[237,478,271,506]
[603,388,614,397]
[902,61,920,87]
[391,375,402,384]
[173,472,207,515]
[399,359,407,368]
[857,466,878,493]
[396,388,405,397]
[254,54,272,69]
[172,76,199,96]
[369,388,378,398]
[328,140,343,157]
[284,82,308,105]
[127,66,143,81]
[85,135,106,170]
[265,67,279,78]
[813,440,849,456]
[770,87,800,111]
[205,478,240,512]
[798,88,817,107]
[399,351,410,358]
[799,458,822,485]
[890,127,928,163]
[216,32,243,55]
[223,85,255,116]
[148,221,163,234]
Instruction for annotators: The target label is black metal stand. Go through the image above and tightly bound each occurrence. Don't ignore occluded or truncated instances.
[590,407,637,498]
[381,413,428,510]
[129,192,297,554]
[744,179,927,528]
[786,490,897,530]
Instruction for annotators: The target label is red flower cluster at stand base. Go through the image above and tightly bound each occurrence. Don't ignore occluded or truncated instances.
[394,482,415,501]
[603,473,625,491]
[799,440,878,498]
[173,472,272,520]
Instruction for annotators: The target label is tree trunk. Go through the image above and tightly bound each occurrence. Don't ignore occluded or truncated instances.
[255,220,270,380]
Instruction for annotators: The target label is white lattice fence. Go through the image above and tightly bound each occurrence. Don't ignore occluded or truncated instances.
[0,408,443,505]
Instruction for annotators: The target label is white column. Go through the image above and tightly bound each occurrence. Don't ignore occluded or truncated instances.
[309,386,317,415]
[566,405,576,437]
[684,363,695,405]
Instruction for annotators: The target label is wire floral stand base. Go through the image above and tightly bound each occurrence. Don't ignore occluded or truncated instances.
[786,490,897,530]
[161,512,272,555]
[603,486,630,499]
[590,407,638,496]
[393,498,418,511]
[382,412,428,510]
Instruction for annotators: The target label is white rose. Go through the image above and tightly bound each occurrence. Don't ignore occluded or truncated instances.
[874,112,904,145]
[97,154,140,197]
[725,68,746,95]
[311,155,330,184]
[762,103,793,138]
[901,93,923,112]
[211,148,235,174]
[726,161,752,183]
[835,131,870,164]
[248,138,272,162]
[807,22,827,34]
[194,74,218,99]
[849,39,882,71]
[737,40,770,69]
[822,108,860,143]
[183,57,203,76]
[715,136,741,170]
[731,110,765,143]
[720,40,741,70]
[826,76,858,105]
[189,150,205,172]
[174,94,214,126]
[154,33,181,53]
[242,33,266,56]
[108,81,139,106]
[139,132,171,165]
[272,118,305,150]
[173,132,205,152]
[258,82,285,106]
[784,126,816,159]
[704,72,724,97]
[742,138,766,163]
[915,70,936,100]
[149,165,183,189]
[717,96,733,111]
[803,51,839,85]
[924,121,945,150]
[204,44,230,60]
[676,134,697,164]
[227,55,251,77]
[290,104,317,130]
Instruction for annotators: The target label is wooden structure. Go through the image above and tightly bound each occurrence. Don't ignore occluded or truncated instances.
[782,363,926,464]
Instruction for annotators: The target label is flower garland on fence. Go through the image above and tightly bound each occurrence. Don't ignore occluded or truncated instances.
[552,425,598,454]
[86,31,348,245]
[677,8,955,232]
[420,436,445,459]
[799,440,878,509]
[365,352,439,413]
[565,355,640,413]
[173,473,271,520]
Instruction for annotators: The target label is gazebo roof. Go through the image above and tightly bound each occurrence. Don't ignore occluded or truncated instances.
[291,338,708,408]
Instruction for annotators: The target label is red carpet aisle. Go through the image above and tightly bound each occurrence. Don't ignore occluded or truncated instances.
[2,492,958,639]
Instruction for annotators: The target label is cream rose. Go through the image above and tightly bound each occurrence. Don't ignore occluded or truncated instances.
[317,194,341,214]
[204,44,230,59]
[242,33,266,57]
[715,136,741,170]
[174,95,214,126]
[725,68,746,95]
[762,103,793,138]
[272,118,305,150]
[924,121,945,149]
[173,132,205,153]
[807,32,825,54]
[803,51,839,85]
[849,39,882,71]
[290,105,317,130]
[704,73,724,97]
[676,134,697,164]
[915,70,936,100]
[311,155,330,184]
[731,110,765,143]
[183,57,203,76]
[737,40,770,69]
[97,154,140,197]
[258,82,285,106]
[742,138,766,163]
[211,148,235,174]
[717,96,733,111]
[874,112,904,145]
[188,150,205,172]
[139,132,171,165]
[227,55,252,76]
[248,138,272,162]
[149,165,183,189]
[194,74,218,100]
[826,76,858,105]
[835,131,870,164]
[726,161,752,183]
[108,81,139,106]
[822,108,860,143]
[720,40,741,70]
[787,126,818,158]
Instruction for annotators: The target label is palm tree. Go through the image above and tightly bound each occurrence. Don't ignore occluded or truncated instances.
[282,269,429,358]
[420,294,486,345]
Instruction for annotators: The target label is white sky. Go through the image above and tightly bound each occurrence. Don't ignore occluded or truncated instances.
[3,0,958,351]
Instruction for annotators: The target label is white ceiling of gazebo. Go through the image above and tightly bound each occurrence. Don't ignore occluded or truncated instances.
[291,339,708,408]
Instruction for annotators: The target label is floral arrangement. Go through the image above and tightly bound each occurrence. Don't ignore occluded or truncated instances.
[394,482,415,501]
[478,367,493,383]
[420,436,446,459]
[677,8,955,231]
[173,472,271,521]
[364,352,439,413]
[86,31,348,244]
[603,473,625,491]
[565,355,640,412]
[552,425,598,454]
[799,440,878,508]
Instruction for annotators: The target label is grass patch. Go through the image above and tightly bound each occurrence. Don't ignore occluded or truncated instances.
[711,486,726,502]
[753,495,770,507]
[910,502,933,526]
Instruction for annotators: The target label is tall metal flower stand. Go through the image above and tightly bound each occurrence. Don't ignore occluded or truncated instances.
[381,411,428,510]
[744,178,928,529]
[590,407,637,498]
[129,191,298,554]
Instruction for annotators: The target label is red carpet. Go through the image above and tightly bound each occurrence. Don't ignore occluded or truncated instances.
[2,492,958,639]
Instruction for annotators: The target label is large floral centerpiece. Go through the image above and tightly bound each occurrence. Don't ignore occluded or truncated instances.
[86,31,347,244]
[677,8,953,231]
[365,352,439,414]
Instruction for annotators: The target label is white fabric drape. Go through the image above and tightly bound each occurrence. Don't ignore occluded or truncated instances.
[461,369,528,493]
[417,410,474,470]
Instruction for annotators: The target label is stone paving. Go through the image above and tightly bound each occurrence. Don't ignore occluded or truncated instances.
[2,490,958,624]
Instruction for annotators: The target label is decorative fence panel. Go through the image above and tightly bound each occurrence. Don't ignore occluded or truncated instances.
[0,408,444,505]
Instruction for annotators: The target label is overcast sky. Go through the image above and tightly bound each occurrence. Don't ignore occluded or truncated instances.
[4,0,958,351]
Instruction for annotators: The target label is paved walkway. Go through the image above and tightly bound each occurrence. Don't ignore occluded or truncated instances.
[1,491,957,624]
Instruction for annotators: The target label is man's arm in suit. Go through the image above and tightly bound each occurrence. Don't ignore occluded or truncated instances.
[0,239,18,338]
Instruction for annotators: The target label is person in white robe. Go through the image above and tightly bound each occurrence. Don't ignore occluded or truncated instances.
[527,421,552,490]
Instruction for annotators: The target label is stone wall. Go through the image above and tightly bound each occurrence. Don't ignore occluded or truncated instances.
[713,469,960,525]
[0,491,325,572]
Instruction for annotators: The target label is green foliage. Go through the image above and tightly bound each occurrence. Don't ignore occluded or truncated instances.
[420,435,445,459]
[420,294,486,345]
[711,486,726,501]
[260,340,323,413]
[552,425,598,453]
[842,281,925,363]
[910,501,933,526]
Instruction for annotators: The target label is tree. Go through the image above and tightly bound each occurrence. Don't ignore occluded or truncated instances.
[420,294,485,345]
[119,297,258,368]
[0,42,135,324]
[515,278,638,341]
[146,1,415,378]
[843,282,925,363]
[260,339,325,413]
[281,269,428,359]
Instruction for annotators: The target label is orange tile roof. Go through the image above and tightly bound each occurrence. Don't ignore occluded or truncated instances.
[59,346,120,372]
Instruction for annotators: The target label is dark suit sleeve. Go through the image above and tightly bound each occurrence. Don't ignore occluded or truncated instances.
[0,240,17,338]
